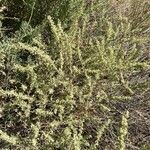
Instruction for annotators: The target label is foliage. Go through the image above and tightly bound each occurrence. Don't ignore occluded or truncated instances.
[0,0,150,149]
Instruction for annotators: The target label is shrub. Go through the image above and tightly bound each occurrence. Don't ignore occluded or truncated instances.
[0,0,149,149]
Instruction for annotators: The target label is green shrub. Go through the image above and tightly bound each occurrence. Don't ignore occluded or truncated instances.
[1,0,71,35]
[0,0,149,149]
